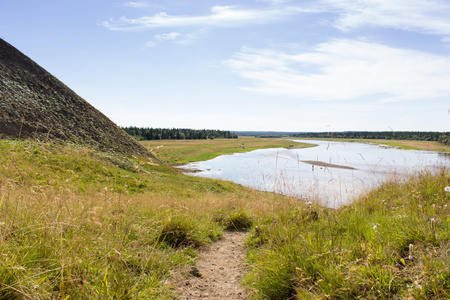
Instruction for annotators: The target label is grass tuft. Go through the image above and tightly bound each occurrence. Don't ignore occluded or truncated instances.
[213,208,254,231]
[157,216,221,248]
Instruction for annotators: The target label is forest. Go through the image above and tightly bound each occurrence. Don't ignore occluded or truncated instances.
[122,126,238,140]
[294,131,450,146]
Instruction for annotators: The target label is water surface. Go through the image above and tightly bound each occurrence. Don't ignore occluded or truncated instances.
[181,140,449,207]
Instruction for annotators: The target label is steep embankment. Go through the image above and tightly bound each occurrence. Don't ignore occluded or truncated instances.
[0,38,150,157]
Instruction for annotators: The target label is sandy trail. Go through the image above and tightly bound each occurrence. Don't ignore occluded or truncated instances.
[169,231,251,299]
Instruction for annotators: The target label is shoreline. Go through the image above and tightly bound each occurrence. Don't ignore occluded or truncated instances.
[301,160,357,170]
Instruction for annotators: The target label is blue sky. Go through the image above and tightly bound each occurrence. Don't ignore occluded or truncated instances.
[1,0,449,132]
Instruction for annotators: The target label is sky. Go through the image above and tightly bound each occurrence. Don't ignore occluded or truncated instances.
[1,0,449,132]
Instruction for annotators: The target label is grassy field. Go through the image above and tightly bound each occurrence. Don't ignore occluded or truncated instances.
[140,137,313,164]
[0,138,304,299]
[294,137,450,152]
[1,138,449,299]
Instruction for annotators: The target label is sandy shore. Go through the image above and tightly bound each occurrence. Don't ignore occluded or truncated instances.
[301,160,357,170]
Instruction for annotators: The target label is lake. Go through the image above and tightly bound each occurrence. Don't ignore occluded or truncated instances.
[180,140,449,207]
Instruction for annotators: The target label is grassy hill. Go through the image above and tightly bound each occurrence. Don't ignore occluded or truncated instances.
[0,38,150,158]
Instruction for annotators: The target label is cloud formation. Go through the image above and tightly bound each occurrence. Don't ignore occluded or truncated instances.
[121,2,149,9]
[224,39,450,102]
[101,0,450,129]
[155,32,181,41]
[100,4,310,31]
[104,0,450,37]
[323,0,450,35]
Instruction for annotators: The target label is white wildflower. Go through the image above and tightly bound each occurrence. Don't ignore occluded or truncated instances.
[445,186,450,192]
[373,223,380,231]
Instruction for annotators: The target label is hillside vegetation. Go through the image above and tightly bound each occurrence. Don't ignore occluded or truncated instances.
[0,138,449,299]
[0,139,302,299]
[0,38,149,157]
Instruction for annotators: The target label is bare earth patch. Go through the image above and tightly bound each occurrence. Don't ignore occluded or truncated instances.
[169,231,251,299]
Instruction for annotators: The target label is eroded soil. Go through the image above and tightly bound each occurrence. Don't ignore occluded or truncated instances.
[169,231,251,299]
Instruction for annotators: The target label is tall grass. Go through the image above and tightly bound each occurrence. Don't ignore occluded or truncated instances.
[1,139,449,299]
[0,139,295,298]
[245,168,450,299]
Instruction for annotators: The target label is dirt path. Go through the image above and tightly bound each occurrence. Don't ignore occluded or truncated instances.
[169,231,251,299]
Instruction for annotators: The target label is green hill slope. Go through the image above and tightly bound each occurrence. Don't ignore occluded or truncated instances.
[0,38,150,158]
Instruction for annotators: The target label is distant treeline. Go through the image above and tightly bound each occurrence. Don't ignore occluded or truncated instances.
[233,131,296,137]
[294,131,450,146]
[122,127,238,140]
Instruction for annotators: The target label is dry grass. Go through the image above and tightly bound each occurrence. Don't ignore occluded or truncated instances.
[2,138,449,299]
[245,168,450,299]
[140,137,313,164]
[0,139,303,299]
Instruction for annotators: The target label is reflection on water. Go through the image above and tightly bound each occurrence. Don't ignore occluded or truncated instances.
[180,140,449,207]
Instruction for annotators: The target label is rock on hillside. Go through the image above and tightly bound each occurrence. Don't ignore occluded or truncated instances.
[0,38,151,158]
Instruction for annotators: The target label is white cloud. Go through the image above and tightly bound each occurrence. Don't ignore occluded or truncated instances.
[256,0,288,4]
[104,0,450,37]
[143,41,156,48]
[155,32,181,41]
[224,39,450,102]
[101,4,309,31]
[122,2,149,9]
[322,0,450,35]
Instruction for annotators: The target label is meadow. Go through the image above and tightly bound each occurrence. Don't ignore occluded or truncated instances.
[297,137,450,152]
[140,137,313,164]
[0,138,449,299]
